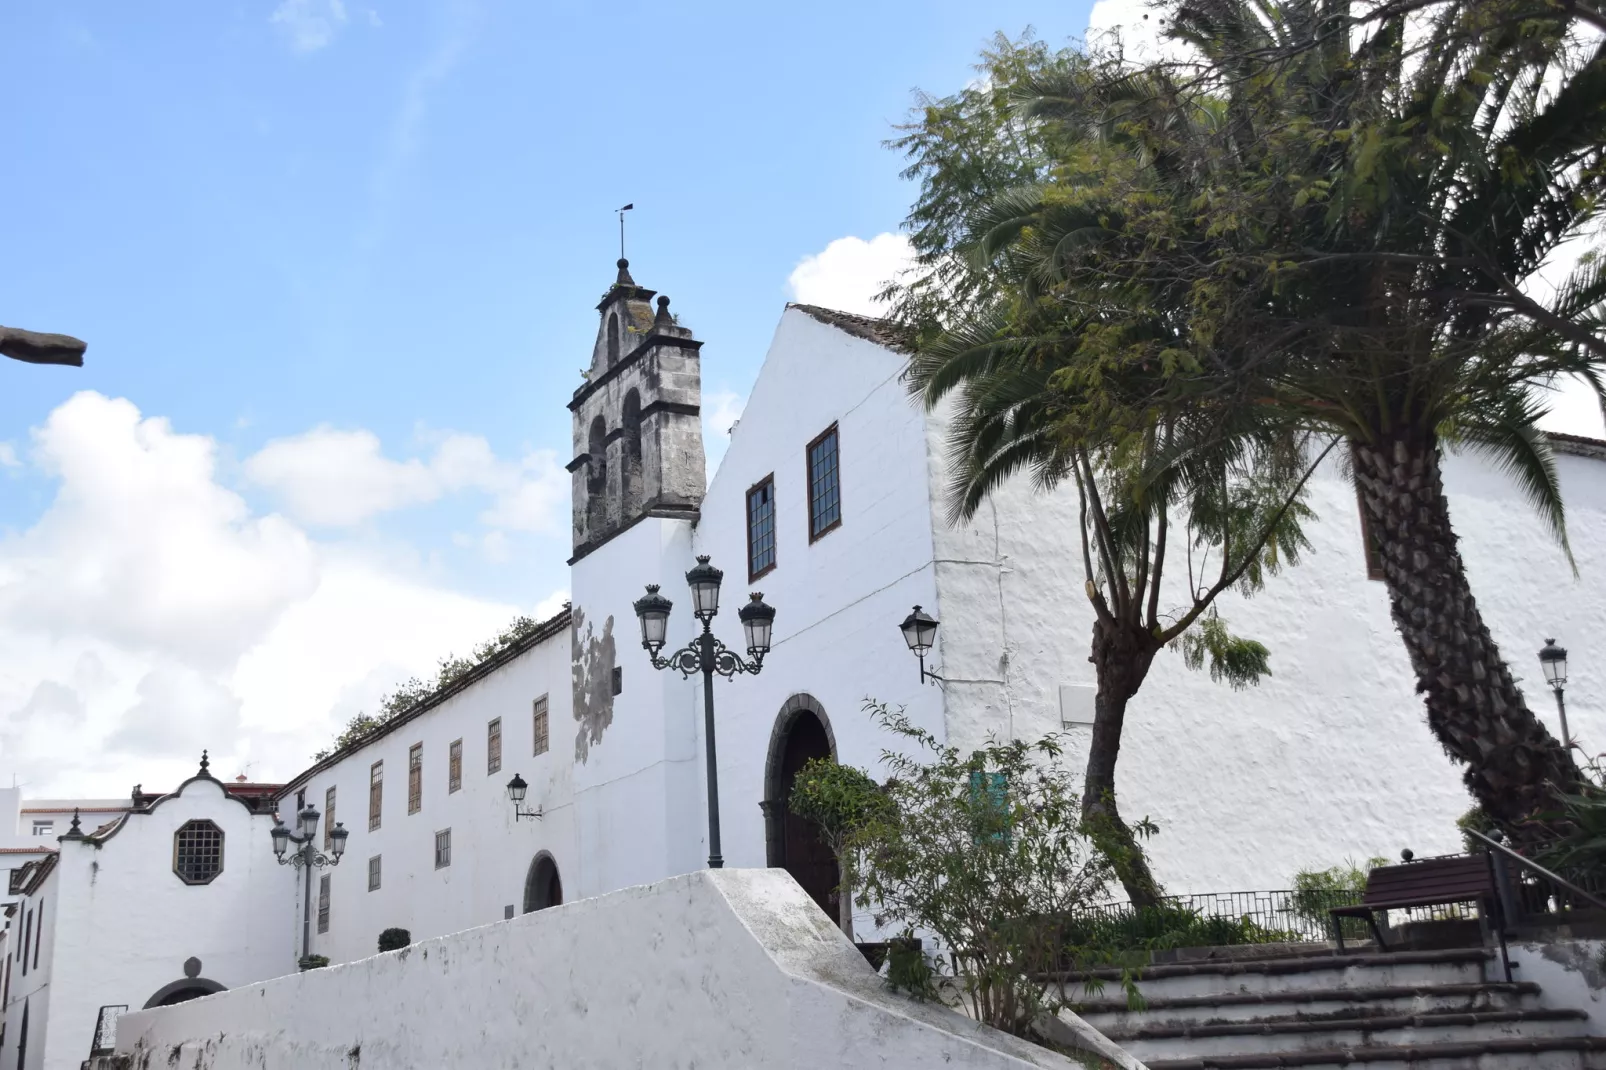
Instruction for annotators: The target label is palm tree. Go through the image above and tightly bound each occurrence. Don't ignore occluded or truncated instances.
[942,0,1606,847]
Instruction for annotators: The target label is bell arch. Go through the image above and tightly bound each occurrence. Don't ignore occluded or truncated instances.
[523,852,563,913]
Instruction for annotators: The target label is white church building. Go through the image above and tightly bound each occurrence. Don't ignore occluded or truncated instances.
[4,259,1605,1068]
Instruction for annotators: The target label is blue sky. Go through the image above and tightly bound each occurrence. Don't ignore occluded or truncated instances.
[1,0,1108,793]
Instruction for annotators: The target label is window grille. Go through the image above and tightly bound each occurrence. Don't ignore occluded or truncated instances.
[807,425,841,540]
[368,854,381,892]
[317,873,331,933]
[434,829,452,869]
[173,820,224,885]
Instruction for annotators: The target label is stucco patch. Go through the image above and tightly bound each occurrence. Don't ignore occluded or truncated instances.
[571,606,617,763]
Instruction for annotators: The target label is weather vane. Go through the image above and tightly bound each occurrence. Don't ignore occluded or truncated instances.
[617,203,634,261]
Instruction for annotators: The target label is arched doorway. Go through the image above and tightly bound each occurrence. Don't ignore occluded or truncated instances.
[523,853,562,913]
[763,694,840,924]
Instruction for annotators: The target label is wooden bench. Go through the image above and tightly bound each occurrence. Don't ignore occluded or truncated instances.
[1329,853,1511,981]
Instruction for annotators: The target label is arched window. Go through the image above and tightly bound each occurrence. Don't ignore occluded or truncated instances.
[523,853,563,913]
[621,389,643,509]
[173,820,224,885]
[606,315,620,365]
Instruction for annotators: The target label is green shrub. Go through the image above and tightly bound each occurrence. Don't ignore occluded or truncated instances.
[1457,807,1496,853]
[1291,858,1386,941]
[300,955,330,970]
[378,927,411,953]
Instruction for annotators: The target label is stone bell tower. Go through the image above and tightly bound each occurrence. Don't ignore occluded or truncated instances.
[568,259,706,562]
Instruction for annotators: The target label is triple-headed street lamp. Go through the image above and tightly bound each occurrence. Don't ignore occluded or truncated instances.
[270,804,347,970]
[634,556,775,869]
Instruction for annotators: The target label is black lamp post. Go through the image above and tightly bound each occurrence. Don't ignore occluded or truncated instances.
[634,556,775,869]
[1540,638,1571,748]
[899,605,943,684]
[506,773,544,821]
[270,804,347,970]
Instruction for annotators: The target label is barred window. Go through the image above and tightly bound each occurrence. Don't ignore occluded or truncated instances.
[747,475,776,579]
[408,743,423,815]
[173,820,224,885]
[487,718,502,775]
[448,738,463,793]
[324,786,336,850]
[532,698,549,756]
[807,425,841,541]
[369,761,383,831]
[317,873,331,934]
[434,828,452,869]
[368,854,382,892]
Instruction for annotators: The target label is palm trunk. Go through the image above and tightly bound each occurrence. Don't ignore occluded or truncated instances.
[1351,433,1578,848]
[1083,620,1166,909]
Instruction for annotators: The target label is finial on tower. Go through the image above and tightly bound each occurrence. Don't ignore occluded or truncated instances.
[198,749,210,777]
[655,294,672,327]
[615,258,636,287]
[60,807,85,841]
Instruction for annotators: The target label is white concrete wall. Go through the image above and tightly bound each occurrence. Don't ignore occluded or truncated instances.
[114,869,1087,1070]
[1,865,61,1070]
[293,626,577,966]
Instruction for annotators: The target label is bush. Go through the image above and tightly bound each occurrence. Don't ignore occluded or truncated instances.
[1059,903,1298,955]
[378,927,411,953]
[1457,807,1496,854]
[1291,858,1386,941]
[300,955,330,970]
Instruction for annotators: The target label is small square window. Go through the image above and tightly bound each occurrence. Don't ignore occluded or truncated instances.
[746,475,777,580]
[408,743,423,815]
[30,821,52,838]
[434,828,452,869]
[368,854,382,892]
[487,718,502,775]
[806,425,841,541]
[448,738,463,793]
[532,697,549,757]
[317,873,331,934]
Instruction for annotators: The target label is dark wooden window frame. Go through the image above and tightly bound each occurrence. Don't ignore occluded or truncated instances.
[317,873,331,934]
[369,761,383,831]
[324,786,336,850]
[434,828,452,869]
[173,819,225,886]
[532,696,549,757]
[487,718,502,775]
[805,423,842,543]
[746,473,778,581]
[368,854,381,892]
[408,742,423,815]
[448,738,463,793]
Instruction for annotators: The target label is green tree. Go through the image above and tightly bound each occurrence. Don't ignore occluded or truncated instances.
[890,38,1328,908]
[789,756,893,937]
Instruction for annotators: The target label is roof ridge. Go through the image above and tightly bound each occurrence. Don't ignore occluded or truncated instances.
[787,303,912,353]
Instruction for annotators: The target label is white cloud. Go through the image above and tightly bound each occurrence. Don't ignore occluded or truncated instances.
[244,428,569,534]
[271,0,348,53]
[702,389,748,485]
[0,443,18,469]
[0,394,562,796]
[786,233,914,317]
[1088,0,1195,64]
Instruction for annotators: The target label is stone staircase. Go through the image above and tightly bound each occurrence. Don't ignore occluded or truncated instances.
[1067,946,1606,1069]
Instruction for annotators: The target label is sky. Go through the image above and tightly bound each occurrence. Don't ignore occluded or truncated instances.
[2,0,1602,797]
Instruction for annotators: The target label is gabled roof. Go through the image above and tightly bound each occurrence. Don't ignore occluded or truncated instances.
[787,303,913,354]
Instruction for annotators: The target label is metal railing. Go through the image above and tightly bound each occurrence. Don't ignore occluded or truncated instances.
[1464,828,1606,923]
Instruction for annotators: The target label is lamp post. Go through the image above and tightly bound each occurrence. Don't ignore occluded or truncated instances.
[270,804,347,970]
[899,605,943,684]
[1540,638,1571,748]
[634,556,775,869]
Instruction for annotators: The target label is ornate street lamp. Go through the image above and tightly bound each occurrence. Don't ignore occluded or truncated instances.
[634,557,774,868]
[1540,639,1572,747]
[506,773,543,822]
[270,804,346,970]
[899,605,943,685]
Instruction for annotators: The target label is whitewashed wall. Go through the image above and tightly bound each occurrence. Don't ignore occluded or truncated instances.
[0,773,292,1070]
[292,627,576,966]
[113,869,1086,1070]
[1,862,59,1070]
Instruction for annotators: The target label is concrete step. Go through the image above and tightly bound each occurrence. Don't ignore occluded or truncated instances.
[1056,948,1501,1001]
[1074,982,1543,1031]
[1113,1007,1591,1062]
[1141,1033,1606,1069]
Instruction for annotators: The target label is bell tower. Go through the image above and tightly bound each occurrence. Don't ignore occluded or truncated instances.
[568,259,706,562]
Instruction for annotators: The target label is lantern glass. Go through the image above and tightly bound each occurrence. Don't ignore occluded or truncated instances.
[1540,639,1568,688]
[329,822,348,859]
[900,606,939,656]
[738,593,776,655]
[298,805,320,841]
[685,556,724,620]
[507,773,528,805]
[633,586,672,653]
[270,821,290,858]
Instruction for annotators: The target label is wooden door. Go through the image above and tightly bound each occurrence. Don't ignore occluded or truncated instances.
[778,712,840,920]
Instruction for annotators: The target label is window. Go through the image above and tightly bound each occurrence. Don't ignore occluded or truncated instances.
[746,475,777,579]
[532,697,549,756]
[30,821,51,837]
[20,909,30,976]
[435,829,452,869]
[324,787,336,850]
[317,874,330,934]
[31,903,42,971]
[487,718,502,775]
[1356,486,1385,581]
[612,666,622,696]
[806,424,842,541]
[368,854,382,892]
[173,820,224,885]
[408,743,423,815]
[968,771,1010,845]
[369,761,383,831]
[449,739,463,793]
